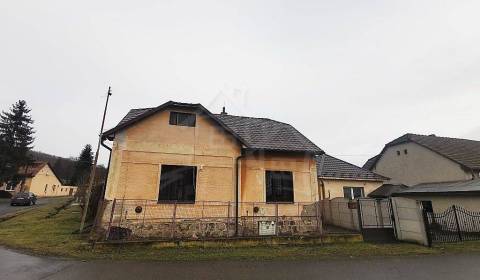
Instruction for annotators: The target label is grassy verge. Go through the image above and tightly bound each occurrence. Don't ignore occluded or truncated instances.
[1,201,480,261]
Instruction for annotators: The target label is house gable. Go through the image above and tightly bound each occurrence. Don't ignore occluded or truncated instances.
[373,142,473,186]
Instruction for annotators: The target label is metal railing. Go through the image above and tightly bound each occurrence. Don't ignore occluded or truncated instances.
[96,199,322,241]
[425,205,480,243]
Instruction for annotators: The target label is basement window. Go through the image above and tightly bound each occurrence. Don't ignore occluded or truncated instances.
[343,187,364,200]
[169,112,196,127]
[158,165,197,203]
[266,171,294,203]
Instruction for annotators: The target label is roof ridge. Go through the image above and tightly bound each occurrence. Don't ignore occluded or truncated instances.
[406,133,480,143]
[214,113,287,124]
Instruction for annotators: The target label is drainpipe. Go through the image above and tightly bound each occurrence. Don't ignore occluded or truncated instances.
[235,153,244,236]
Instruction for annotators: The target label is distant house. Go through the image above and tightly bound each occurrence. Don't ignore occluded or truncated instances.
[316,154,387,200]
[364,134,480,186]
[98,101,323,239]
[0,162,77,197]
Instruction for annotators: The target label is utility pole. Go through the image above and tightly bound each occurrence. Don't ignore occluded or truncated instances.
[79,86,112,233]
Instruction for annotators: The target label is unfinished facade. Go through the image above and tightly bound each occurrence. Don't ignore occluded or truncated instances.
[98,101,323,240]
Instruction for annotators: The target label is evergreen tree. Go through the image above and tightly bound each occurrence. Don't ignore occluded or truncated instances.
[71,144,93,186]
[0,100,35,184]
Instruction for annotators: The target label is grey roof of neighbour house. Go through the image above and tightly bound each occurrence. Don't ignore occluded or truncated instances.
[368,184,409,198]
[316,154,387,181]
[103,101,323,154]
[392,179,480,196]
[214,114,321,153]
[363,134,480,171]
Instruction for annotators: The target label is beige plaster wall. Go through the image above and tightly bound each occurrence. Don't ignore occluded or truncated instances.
[240,153,318,203]
[105,109,241,202]
[400,194,480,212]
[103,109,318,215]
[320,178,383,199]
[373,142,473,186]
[28,165,64,197]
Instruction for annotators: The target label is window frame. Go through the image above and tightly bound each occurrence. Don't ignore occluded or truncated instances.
[265,170,294,204]
[343,186,365,200]
[158,164,197,204]
[169,111,196,127]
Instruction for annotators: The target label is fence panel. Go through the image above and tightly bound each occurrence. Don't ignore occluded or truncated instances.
[99,200,322,241]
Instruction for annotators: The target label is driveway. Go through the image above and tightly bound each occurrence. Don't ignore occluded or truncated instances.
[0,197,64,217]
[1,247,480,280]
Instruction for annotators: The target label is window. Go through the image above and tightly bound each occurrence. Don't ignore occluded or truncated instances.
[169,112,196,127]
[404,149,408,155]
[158,165,197,203]
[396,151,401,156]
[343,187,364,200]
[266,171,294,203]
[421,201,433,213]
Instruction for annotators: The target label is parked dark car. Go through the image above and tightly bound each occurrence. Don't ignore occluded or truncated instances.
[10,192,37,206]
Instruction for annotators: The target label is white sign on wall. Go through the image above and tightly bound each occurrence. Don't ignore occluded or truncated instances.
[258,221,276,236]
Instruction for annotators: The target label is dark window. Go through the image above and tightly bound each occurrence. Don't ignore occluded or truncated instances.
[396,151,401,156]
[158,165,197,203]
[421,201,433,213]
[169,112,196,127]
[404,149,408,155]
[343,187,364,200]
[266,171,294,203]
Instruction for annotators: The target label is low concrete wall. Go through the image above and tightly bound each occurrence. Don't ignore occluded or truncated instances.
[322,198,360,231]
[391,197,429,246]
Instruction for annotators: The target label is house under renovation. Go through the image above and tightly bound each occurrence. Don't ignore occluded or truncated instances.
[97,101,324,240]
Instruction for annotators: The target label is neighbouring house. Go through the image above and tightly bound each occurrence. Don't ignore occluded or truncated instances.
[98,101,323,239]
[392,179,480,212]
[0,162,77,197]
[316,154,387,200]
[363,133,480,186]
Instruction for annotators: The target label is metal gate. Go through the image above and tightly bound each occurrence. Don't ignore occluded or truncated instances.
[425,205,480,244]
[357,198,396,243]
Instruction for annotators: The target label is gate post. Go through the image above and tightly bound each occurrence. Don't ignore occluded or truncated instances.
[452,205,463,242]
[356,199,363,233]
[422,209,432,247]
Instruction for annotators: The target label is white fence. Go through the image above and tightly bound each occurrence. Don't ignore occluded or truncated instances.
[321,198,360,231]
[391,197,429,246]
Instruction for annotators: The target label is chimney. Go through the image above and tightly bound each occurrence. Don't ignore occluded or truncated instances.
[221,106,227,115]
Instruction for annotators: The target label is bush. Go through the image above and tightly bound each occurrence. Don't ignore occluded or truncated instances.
[0,190,12,198]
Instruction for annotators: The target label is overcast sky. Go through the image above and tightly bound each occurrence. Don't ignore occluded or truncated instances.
[1,0,480,166]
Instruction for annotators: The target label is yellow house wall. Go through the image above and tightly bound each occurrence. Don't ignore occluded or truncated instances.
[240,154,318,203]
[28,165,64,197]
[320,178,383,199]
[104,109,242,203]
[103,108,318,218]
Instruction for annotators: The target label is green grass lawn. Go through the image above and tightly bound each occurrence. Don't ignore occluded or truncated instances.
[1,200,480,261]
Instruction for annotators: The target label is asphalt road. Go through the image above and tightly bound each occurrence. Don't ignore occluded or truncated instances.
[1,247,480,280]
[0,197,62,216]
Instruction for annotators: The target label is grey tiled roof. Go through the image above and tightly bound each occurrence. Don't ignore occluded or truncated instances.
[214,114,322,153]
[368,184,408,198]
[104,101,323,154]
[363,133,480,171]
[117,108,153,127]
[316,154,387,181]
[393,179,480,195]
